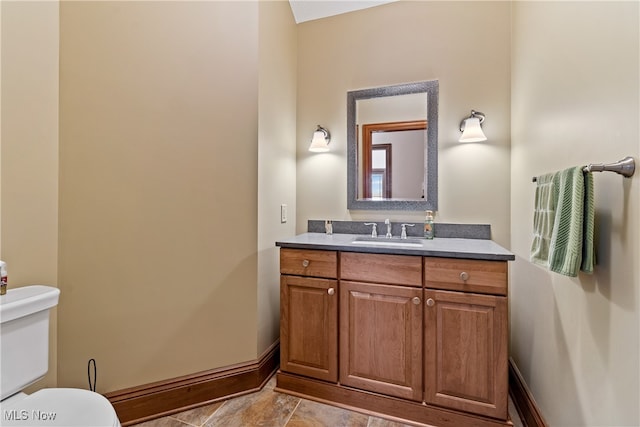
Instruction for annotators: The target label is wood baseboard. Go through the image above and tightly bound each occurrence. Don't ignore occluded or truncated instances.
[105,341,279,426]
[508,357,548,427]
[107,349,542,427]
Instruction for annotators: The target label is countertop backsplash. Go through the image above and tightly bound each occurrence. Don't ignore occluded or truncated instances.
[307,220,491,240]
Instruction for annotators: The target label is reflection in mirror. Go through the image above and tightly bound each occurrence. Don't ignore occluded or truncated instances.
[360,120,426,199]
[347,80,438,210]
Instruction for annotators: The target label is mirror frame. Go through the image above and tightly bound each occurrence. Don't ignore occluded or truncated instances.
[347,80,439,211]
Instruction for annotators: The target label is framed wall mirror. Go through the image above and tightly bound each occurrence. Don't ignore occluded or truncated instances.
[347,80,438,210]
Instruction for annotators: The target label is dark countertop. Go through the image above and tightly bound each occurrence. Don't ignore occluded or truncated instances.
[276,233,515,261]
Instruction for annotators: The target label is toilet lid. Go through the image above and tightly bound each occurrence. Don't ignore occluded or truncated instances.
[1,388,120,427]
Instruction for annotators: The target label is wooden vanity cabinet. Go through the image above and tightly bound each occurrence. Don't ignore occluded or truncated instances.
[339,253,423,401]
[279,249,338,382]
[424,257,509,420]
[278,248,511,427]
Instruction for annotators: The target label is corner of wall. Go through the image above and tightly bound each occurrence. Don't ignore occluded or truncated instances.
[257,0,298,355]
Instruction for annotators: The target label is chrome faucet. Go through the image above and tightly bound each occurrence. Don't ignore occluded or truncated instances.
[384,219,392,238]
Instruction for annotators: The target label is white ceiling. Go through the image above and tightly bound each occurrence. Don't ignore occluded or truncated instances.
[288,0,398,24]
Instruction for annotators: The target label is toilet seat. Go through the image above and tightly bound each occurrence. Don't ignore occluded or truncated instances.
[1,388,120,427]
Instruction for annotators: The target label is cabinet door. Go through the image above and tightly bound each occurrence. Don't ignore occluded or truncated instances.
[424,289,508,420]
[340,281,423,401]
[280,275,338,382]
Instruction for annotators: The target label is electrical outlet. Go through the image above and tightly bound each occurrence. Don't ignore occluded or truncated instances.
[281,204,287,223]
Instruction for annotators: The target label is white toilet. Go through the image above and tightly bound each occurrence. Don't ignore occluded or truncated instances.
[0,285,121,427]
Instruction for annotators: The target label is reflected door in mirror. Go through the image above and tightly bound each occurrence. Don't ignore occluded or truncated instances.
[361,121,426,199]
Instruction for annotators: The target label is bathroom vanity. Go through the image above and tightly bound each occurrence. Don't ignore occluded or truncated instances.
[275,231,515,427]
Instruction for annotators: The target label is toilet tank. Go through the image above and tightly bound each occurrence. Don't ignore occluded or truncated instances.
[0,285,60,400]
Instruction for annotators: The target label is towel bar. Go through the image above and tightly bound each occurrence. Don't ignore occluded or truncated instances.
[532,156,635,182]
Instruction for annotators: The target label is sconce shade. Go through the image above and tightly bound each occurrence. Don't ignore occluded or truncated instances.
[459,117,487,142]
[459,110,487,142]
[309,125,331,152]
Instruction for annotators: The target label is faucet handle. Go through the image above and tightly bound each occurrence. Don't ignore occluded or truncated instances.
[364,222,378,238]
[400,223,415,239]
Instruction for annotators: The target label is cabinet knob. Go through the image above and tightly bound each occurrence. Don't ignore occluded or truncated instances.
[412,297,421,305]
[426,298,435,307]
[328,288,335,296]
[302,259,310,268]
[459,271,469,282]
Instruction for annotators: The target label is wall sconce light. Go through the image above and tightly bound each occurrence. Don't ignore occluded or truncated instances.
[459,110,487,142]
[308,125,331,152]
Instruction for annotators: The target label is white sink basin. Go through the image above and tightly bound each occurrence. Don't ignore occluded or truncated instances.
[351,236,424,248]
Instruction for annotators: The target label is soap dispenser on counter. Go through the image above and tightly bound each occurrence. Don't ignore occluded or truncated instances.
[325,220,333,235]
[424,210,435,240]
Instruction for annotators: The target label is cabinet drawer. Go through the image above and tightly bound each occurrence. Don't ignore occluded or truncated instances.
[341,252,422,287]
[280,248,337,278]
[424,257,507,296]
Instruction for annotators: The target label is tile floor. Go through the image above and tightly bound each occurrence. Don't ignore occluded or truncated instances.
[131,376,525,427]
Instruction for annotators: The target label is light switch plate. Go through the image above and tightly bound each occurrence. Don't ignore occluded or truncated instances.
[281,204,287,223]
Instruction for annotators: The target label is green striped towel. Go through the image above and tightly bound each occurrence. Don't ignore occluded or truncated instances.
[531,166,595,277]
[531,173,556,267]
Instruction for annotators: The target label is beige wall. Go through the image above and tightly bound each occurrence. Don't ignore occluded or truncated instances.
[510,2,639,425]
[58,1,259,392]
[0,0,60,390]
[296,1,512,246]
[257,1,297,354]
[3,0,295,395]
